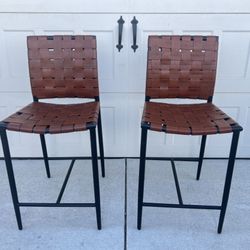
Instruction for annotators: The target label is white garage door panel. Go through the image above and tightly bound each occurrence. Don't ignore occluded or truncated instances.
[128,0,250,13]
[126,93,250,157]
[0,0,129,13]
[0,13,129,157]
[0,14,129,93]
[0,92,127,157]
[128,14,250,93]
[0,0,249,13]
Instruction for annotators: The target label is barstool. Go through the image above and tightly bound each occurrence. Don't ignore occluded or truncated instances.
[0,35,105,230]
[137,35,243,233]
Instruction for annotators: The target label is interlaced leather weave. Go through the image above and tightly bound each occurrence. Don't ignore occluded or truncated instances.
[146,36,218,100]
[3,102,99,134]
[142,102,238,135]
[28,35,99,99]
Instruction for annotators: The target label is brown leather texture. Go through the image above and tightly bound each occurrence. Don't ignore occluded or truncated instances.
[146,35,218,100]
[142,102,241,135]
[27,35,99,99]
[2,102,99,134]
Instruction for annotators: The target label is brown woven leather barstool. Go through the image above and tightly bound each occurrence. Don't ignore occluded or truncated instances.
[0,35,105,230]
[137,35,243,233]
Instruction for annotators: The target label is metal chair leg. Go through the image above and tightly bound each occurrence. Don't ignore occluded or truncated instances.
[40,134,51,178]
[97,112,105,177]
[217,131,240,234]
[196,135,207,180]
[90,127,102,230]
[137,127,148,230]
[0,128,23,230]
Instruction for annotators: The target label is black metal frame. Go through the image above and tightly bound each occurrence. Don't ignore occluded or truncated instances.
[40,134,51,178]
[137,126,241,233]
[97,112,105,178]
[0,118,104,230]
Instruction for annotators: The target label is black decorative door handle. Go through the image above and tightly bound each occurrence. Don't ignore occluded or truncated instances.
[131,16,138,52]
[116,16,125,52]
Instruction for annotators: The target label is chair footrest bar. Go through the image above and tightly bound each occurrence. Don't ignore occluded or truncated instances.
[18,202,95,207]
[146,157,199,162]
[143,202,221,210]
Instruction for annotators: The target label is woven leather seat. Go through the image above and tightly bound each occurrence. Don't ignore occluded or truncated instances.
[2,101,99,134]
[142,102,238,135]
[137,35,243,234]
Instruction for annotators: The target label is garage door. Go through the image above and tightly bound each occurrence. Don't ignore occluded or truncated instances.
[0,1,250,157]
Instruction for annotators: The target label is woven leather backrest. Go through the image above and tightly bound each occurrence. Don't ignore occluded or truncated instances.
[27,35,99,99]
[146,35,218,100]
